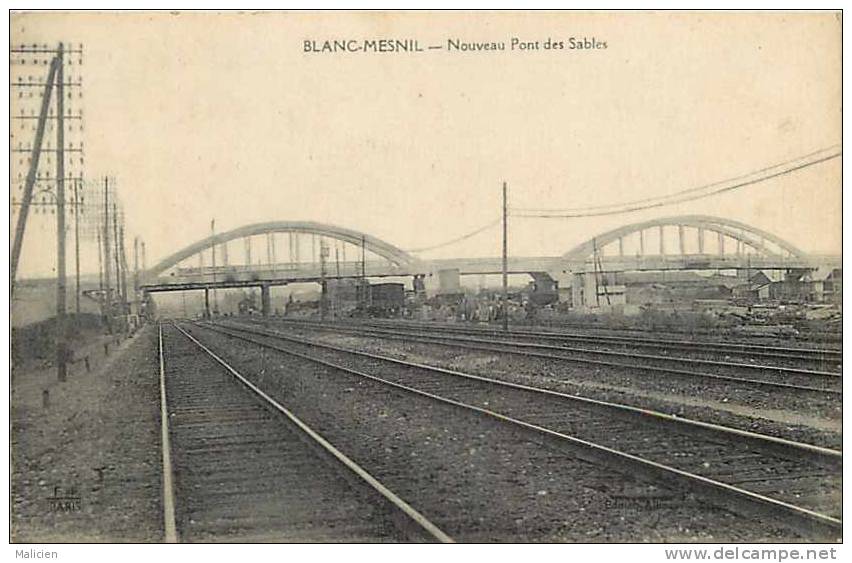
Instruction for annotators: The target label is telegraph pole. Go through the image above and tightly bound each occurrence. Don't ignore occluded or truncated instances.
[112,204,123,306]
[96,231,103,292]
[103,177,112,330]
[113,202,122,315]
[10,42,86,377]
[10,53,60,296]
[55,43,67,381]
[119,222,129,319]
[502,181,509,333]
[73,178,81,314]
[133,237,139,295]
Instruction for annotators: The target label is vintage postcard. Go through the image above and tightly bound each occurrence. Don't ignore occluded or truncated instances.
[8,9,842,552]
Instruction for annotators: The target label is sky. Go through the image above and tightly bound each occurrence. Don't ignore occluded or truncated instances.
[9,11,842,278]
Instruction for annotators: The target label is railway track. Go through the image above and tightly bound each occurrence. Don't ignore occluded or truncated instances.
[198,319,842,540]
[157,323,452,543]
[360,319,843,368]
[252,318,841,395]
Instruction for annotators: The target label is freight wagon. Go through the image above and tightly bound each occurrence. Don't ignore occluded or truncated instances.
[369,282,405,316]
[354,282,405,317]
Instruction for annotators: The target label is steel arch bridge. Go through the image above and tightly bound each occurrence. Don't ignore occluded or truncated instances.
[561,215,811,272]
[145,220,421,283]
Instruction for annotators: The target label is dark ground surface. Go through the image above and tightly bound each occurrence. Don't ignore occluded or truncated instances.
[256,322,843,450]
[11,313,104,369]
[11,326,164,542]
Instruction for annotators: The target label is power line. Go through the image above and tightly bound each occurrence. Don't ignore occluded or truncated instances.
[512,145,841,218]
[516,146,837,213]
[403,145,840,253]
[406,217,501,253]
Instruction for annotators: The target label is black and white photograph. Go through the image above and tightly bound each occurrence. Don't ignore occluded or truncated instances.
[7,7,844,555]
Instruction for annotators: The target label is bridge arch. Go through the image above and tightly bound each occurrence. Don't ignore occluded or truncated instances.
[146,221,419,279]
[562,215,807,263]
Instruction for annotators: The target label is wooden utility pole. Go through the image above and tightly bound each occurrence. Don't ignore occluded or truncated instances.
[96,231,104,292]
[73,178,81,314]
[55,43,67,382]
[502,181,508,332]
[10,55,60,296]
[133,237,139,295]
[119,222,129,318]
[113,202,122,313]
[102,177,112,330]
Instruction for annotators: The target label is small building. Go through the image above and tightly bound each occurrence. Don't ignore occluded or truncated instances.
[822,268,842,304]
[769,268,839,303]
[733,271,772,302]
[525,273,560,306]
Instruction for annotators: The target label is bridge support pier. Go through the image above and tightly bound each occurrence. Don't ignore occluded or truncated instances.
[571,273,586,309]
[203,288,211,319]
[261,284,271,317]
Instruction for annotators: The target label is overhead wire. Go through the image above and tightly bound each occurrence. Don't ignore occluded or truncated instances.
[513,145,841,218]
[404,145,840,252]
[407,217,502,253]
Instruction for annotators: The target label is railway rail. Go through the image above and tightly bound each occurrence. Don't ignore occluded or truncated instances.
[360,319,843,367]
[243,317,842,396]
[157,323,452,543]
[196,319,842,540]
